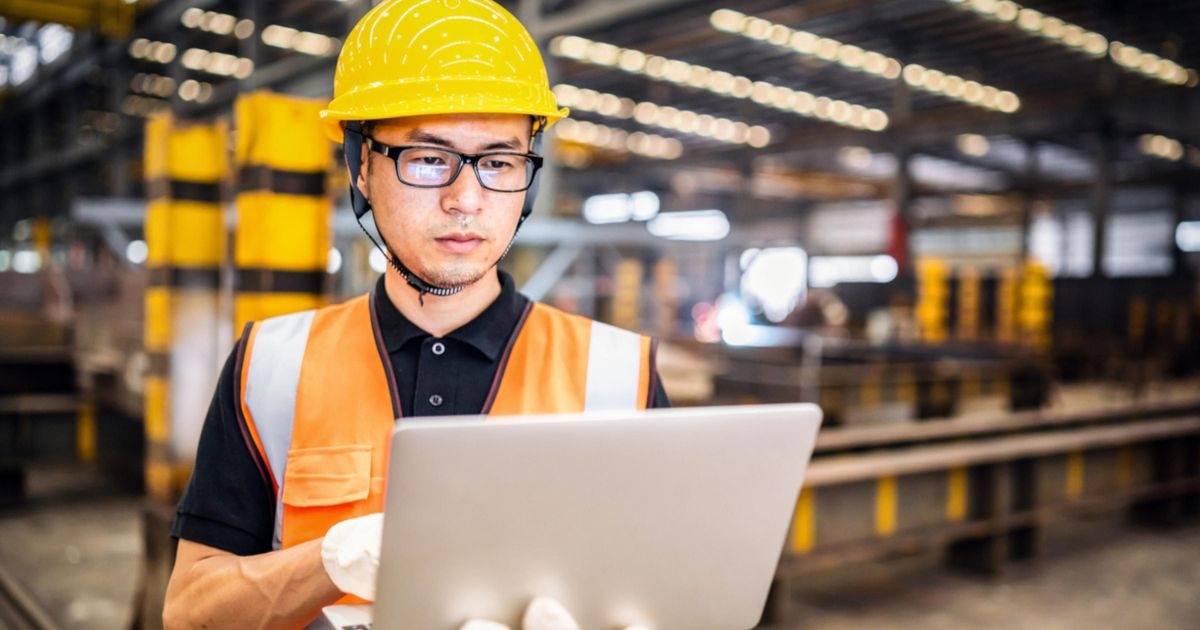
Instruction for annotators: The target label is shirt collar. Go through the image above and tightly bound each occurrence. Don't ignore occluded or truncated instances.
[373,269,529,360]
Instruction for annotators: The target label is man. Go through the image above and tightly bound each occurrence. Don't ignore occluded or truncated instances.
[163,1,667,628]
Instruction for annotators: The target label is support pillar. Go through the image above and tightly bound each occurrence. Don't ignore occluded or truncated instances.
[1090,130,1115,279]
[233,91,332,330]
[135,112,228,628]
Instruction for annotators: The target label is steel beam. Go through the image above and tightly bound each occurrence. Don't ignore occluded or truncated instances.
[533,0,698,39]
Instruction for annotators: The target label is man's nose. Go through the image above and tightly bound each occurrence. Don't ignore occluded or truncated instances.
[442,164,486,214]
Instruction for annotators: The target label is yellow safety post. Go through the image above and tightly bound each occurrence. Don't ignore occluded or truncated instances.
[995,267,1018,343]
[652,258,677,338]
[960,368,982,400]
[611,259,643,330]
[916,258,948,343]
[860,368,883,409]
[234,92,333,330]
[791,488,815,554]
[1066,451,1085,501]
[875,475,898,537]
[1116,446,1133,492]
[1127,297,1147,345]
[956,266,981,341]
[1017,260,1052,351]
[896,367,918,409]
[31,217,51,260]
[143,112,228,503]
[76,399,96,464]
[946,466,968,522]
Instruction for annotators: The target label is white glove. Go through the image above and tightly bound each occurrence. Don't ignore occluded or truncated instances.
[320,512,384,601]
[460,597,649,630]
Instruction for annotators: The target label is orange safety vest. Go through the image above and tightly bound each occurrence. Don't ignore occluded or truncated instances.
[235,292,655,603]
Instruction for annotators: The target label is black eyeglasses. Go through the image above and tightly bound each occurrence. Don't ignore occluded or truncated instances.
[365,137,543,193]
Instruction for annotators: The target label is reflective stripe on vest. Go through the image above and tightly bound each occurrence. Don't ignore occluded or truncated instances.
[239,295,654,557]
[585,320,643,411]
[240,308,316,550]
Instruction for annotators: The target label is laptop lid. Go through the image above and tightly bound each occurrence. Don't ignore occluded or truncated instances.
[372,403,822,630]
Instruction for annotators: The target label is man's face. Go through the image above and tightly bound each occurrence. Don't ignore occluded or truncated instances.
[359,113,532,288]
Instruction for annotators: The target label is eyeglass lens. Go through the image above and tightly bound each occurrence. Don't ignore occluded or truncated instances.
[397,147,533,191]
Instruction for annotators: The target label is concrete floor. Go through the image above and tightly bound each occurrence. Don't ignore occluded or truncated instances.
[0,466,140,629]
[1,464,1198,630]
[779,518,1200,629]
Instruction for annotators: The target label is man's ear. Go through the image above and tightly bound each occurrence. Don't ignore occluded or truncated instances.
[355,147,370,200]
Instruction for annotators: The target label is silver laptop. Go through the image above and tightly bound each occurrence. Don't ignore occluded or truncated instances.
[371,403,822,630]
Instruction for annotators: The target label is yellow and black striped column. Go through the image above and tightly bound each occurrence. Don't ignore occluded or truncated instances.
[652,258,677,338]
[143,112,229,503]
[233,91,332,330]
[915,258,948,343]
[611,258,643,331]
[995,267,1019,344]
[956,266,981,342]
[1017,260,1052,351]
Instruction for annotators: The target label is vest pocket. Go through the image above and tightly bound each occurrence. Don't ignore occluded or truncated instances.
[280,444,372,507]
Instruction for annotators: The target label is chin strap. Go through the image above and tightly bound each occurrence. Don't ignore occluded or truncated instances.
[344,121,538,306]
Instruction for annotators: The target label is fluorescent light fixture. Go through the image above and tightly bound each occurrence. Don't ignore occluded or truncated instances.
[629,191,661,221]
[37,24,73,64]
[956,133,991,156]
[553,83,771,147]
[713,9,1019,113]
[715,294,754,345]
[837,146,874,170]
[1177,221,1200,253]
[647,210,730,241]
[943,0,1193,86]
[125,240,148,265]
[740,247,808,323]
[327,247,343,274]
[368,248,388,274]
[583,191,661,224]
[550,35,887,131]
[12,250,42,274]
[1138,133,1187,162]
[583,193,633,224]
[810,255,898,287]
[554,119,683,160]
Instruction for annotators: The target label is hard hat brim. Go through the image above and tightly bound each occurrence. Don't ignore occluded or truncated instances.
[319,78,569,143]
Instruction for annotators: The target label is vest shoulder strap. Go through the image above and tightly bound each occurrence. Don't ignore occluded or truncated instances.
[489,303,655,414]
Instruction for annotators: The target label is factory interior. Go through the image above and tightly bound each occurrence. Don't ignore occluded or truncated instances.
[1,0,1199,628]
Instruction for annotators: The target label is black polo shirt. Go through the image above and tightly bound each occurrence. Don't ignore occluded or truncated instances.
[171,270,670,555]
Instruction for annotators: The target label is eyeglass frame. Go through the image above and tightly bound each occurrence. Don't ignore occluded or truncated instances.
[364,136,544,193]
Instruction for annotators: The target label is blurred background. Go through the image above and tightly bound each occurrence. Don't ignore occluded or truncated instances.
[1,0,1198,628]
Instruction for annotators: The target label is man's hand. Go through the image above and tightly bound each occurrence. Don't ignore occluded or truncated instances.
[460,597,648,630]
[320,513,384,600]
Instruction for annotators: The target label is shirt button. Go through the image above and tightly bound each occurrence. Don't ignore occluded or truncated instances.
[429,394,444,407]
[431,341,446,355]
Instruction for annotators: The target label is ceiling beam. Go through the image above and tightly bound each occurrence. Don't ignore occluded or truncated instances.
[533,0,698,39]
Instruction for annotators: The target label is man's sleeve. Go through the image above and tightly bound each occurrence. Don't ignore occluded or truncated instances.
[171,343,276,556]
[650,376,671,408]
[649,339,671,408]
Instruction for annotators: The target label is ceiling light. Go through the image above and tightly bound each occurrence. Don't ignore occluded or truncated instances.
[647,210,730,241]
[838,146,873,170]
[956,133,990,156]
[950,0,1194,83]
[554,119,683,160]
[553,34,885,132]
[235,19,255,40]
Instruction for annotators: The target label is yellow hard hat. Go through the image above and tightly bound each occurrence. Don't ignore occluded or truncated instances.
[320,0,569,142]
